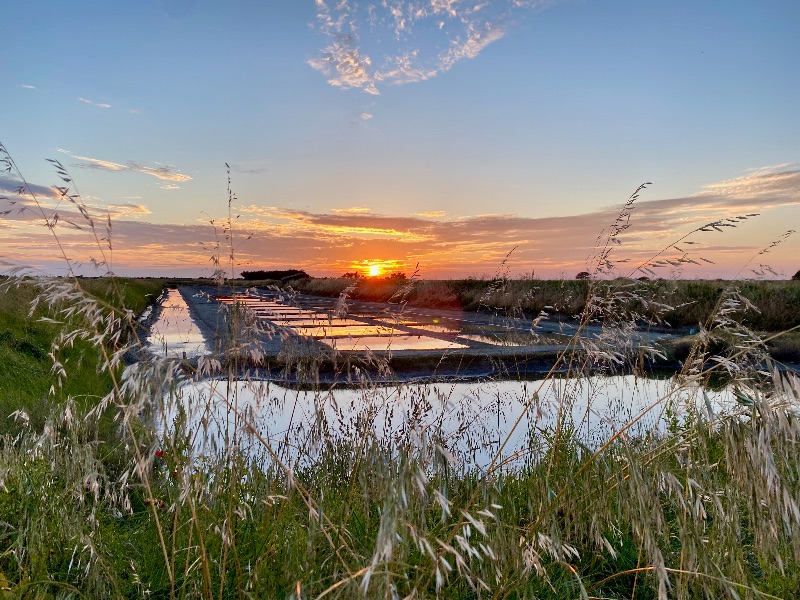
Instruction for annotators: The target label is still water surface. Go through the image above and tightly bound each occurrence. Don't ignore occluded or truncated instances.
[146,288,208,358]
[163,375,734,469]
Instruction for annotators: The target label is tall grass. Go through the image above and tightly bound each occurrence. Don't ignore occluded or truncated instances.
[1,141,799,598]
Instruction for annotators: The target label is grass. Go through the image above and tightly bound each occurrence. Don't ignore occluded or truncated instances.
[1,142,800,598]
[0,278,163,435]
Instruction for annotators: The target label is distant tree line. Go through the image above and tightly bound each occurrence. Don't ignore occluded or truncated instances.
[240,269,310,281]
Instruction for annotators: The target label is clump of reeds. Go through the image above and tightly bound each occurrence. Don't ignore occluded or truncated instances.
[2,143,800,599]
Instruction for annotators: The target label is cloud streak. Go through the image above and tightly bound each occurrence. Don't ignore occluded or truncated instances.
[62,151,193,183]
[331,206,372,214]
[79,97,112,109]
[0,176,60,200]
[106,203,152,217]
[309,0,547,94]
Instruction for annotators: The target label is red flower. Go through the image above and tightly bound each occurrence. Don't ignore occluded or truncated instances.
[155,449,163,458]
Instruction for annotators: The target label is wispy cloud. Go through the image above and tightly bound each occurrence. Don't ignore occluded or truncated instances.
[230,164,268,175]
[237,204,280,216]
[1,176,151,220]
[20,84,37,90]
[415,210,446,217]
[131,162,192,182]
[693,164,800,201]
[72,155,128,172]
[438,21,507,70]
[360,112,374,120]
[308,36,380,94]
[62,150,192,183]
[79,97,112,109]
[105,203,152,217]
[309,0,547,94]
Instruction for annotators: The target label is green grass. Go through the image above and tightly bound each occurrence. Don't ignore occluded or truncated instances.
[0,278,164,434]
[3,394,799,599]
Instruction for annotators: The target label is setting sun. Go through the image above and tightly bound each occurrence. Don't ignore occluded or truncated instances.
[368,265,381,277]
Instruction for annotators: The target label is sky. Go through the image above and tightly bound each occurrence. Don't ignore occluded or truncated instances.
[2,0,799,279]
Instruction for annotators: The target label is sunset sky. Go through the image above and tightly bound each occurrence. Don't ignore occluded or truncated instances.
[2,0,799,279]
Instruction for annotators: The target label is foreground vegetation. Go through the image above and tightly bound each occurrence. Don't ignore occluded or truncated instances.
[2,143,800,598]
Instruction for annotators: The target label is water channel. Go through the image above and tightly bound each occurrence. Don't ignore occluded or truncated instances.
[144,288,209,358]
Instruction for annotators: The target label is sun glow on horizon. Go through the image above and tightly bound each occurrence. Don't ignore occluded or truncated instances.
[347,259,406,278]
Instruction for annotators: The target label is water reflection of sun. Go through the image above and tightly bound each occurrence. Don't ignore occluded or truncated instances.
[368,265,381,277]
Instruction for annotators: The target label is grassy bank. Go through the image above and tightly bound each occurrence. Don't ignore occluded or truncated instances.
[0,277,164,435]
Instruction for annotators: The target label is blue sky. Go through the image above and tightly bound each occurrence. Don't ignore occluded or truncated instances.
[2,0,799,278]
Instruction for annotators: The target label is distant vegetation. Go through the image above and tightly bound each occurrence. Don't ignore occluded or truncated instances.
[239,268,309,281]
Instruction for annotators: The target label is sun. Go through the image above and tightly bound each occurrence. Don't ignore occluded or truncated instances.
[368,265,381,277]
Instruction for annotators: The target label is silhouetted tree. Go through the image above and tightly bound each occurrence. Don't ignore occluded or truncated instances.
[575,271,591,280]
[793,269,800,281]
